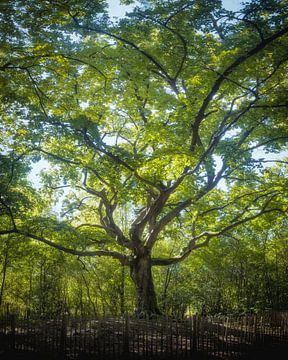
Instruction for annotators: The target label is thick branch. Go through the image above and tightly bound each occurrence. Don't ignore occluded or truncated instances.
[0,229,128,264]
[129,190,171,243]
[33,147,81,166]
[255,160,288,165]
[152,200,285,266]
[82,132,161,191]
[95,189,133,250]
[248,136,288,151]
[145,198,192,249]
[190,25,288,151]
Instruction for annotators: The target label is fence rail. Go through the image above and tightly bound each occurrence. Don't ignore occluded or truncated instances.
[1,312,288,359]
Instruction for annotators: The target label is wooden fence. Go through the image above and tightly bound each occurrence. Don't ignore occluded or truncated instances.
[0,312,288,359]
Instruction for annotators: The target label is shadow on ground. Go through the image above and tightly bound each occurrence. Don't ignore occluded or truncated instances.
[1,345,288,360]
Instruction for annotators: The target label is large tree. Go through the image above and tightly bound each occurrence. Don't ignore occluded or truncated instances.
[0,0,288,316]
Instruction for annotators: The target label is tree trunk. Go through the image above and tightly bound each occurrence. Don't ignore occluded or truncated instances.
[0,242,9,307]
[130,251,161,317]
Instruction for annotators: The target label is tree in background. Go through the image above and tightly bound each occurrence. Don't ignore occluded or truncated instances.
[0,0,288,316]
[158,215,288,316]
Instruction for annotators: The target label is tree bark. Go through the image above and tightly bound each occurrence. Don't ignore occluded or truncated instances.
[130,249,161,317]
[0,246,9,307]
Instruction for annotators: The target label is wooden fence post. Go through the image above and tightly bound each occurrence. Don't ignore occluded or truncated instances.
[253,315,258,343]
[60,316,67,357]
[123,314,130,358]
[224,316,229,357]
[10,314,16,351]
[192,314,198,350]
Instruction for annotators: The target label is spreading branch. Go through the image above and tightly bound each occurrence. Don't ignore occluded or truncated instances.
[0,229,128,264]
[190,25,288,151]
[152,194,286,266]
[70,14,176,90]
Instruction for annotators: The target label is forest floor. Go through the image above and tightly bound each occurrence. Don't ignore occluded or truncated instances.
[241,342,288,359]
[1,345,288,360]
[1,314,288,359]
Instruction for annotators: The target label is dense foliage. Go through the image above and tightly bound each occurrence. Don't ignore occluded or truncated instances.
[0,0,288,316]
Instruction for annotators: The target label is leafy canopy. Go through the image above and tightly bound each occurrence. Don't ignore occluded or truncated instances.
[0,0,288,267]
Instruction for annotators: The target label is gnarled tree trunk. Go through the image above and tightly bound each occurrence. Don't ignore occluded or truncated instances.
[130,250,161,317]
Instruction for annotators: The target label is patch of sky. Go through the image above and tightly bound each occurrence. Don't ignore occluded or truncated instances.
[222,0,243,11]
[221,127,288,170]
[39,72,50,80]
[77,66,85,75]
[28,159,70,216]
[27,159,51,190]
[222,128,241,139]
[253,147,288,168]
[103,134,121,145]
[108,0,134,20]
[107,0,244,17]
[213,155,228,191]
[164,87,176,96]
[26,161,43,195]
[80,101,90,110]
[69,32,82,43]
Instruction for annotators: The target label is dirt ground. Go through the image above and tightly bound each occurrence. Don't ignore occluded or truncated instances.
[1,345,288,360]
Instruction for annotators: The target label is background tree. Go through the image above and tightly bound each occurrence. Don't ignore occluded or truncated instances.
[160,215,288,316]
[0,0,288,316]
